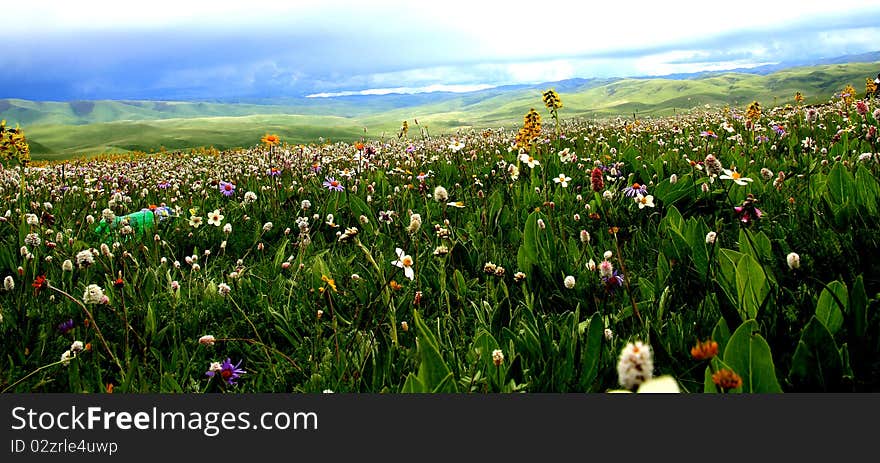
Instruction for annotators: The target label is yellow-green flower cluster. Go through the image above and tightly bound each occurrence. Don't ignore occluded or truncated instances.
[515,108,542,150]
[841,84,856,106]
[0,120,30,167]
[542,89,562,111]
[746,101,761,123]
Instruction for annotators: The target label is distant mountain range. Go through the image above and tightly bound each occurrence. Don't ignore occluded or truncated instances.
[3,52,878,158]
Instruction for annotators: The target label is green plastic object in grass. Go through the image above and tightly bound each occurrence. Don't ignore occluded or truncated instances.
[94,206,174,237]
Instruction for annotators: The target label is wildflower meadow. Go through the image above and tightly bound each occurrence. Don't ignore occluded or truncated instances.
[2,87,880,393]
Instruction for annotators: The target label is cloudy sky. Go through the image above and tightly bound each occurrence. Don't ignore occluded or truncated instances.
[2,0,879,100]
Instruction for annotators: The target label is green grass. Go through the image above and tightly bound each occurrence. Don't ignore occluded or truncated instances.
[6,61,879,158]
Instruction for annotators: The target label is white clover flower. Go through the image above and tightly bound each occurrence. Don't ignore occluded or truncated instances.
[82,284,106,305]
[787,252,800,270]
[217,283,231,296]
[199,335,216,346]
[492,349,504,366]
[705,231,717,245]
[617,341,654,390]
[76,249,95,268]
[407,213,422,234]
[3,276,13,291]
[433,186,449,203]
[564,275,576,289]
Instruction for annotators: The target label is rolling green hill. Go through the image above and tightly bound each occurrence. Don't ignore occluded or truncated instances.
[4,61,878,159]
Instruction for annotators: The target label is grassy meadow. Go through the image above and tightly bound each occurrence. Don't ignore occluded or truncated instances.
[1,72,880,394]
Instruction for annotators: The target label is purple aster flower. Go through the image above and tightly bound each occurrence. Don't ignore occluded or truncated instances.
[405,145,416,153]
[757,135,770,143]
[602,270,624,292]
[700,130,718,138]
[157,181,171,189]
[58,319,75,334]
[267,167,282,177]
[621,182,648,198]
[323,177,345,192]
[219,181,236,197]
[310,163,322,173]
[206,358,246,386]
[772,125,786,136]
[734,205,763,223]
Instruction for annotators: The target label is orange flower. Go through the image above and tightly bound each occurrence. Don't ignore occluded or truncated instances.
[261,133,280,146]
[691,339,719,360]
[712,368,742,390]
[355,142,365,151]
[389,280,403,291]
[106,383,114,393]
[32,275,48,296]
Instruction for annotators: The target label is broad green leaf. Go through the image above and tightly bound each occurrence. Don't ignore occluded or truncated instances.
[850,275,868,339]
[579,312,604,391]
[789,316,842,392]
[413,310,458,392]
[816,280,847,335]
[716,248,745,305]
[517,210,543,274]
[735,254,769,321]
[683,217,710,277]
[471,329,500,371]
[723,320,783,393]
[401,373,425,393]
[854,166,880,214]
[711,317,731,355]
[638,277,655,302]
[825,162,853,207]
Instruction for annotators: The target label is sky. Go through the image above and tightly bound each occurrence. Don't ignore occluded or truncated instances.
[2,0,880,101]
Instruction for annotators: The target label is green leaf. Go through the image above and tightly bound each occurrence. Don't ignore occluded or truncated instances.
[723,320,783,393]
[789,316,842,392]
[738,229,772,264]
[579,312,604,391]
[735,254,769,321]
[850,275,868,339]
[825,162,853,207]
[716,248,745,306]
[711,317,731,355]
[413,310,458,392]
[471,329,500,372]
[401,373,425,393]
[682,217,710,277]
[816,280,847,335]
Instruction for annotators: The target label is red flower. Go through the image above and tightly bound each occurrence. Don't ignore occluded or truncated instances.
[590,167,604,192]
[32,275,48,296]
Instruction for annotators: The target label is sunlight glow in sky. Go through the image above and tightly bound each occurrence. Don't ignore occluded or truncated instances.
[2,0,879,100]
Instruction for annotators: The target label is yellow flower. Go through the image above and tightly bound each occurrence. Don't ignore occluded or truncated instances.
[746,101,761,122]
[321,275,337,293]
[261,133,281,146]
[542,89,563,110]
[841,84,856,106]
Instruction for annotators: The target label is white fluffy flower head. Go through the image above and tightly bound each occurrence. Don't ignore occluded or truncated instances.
[617,341,654,390]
